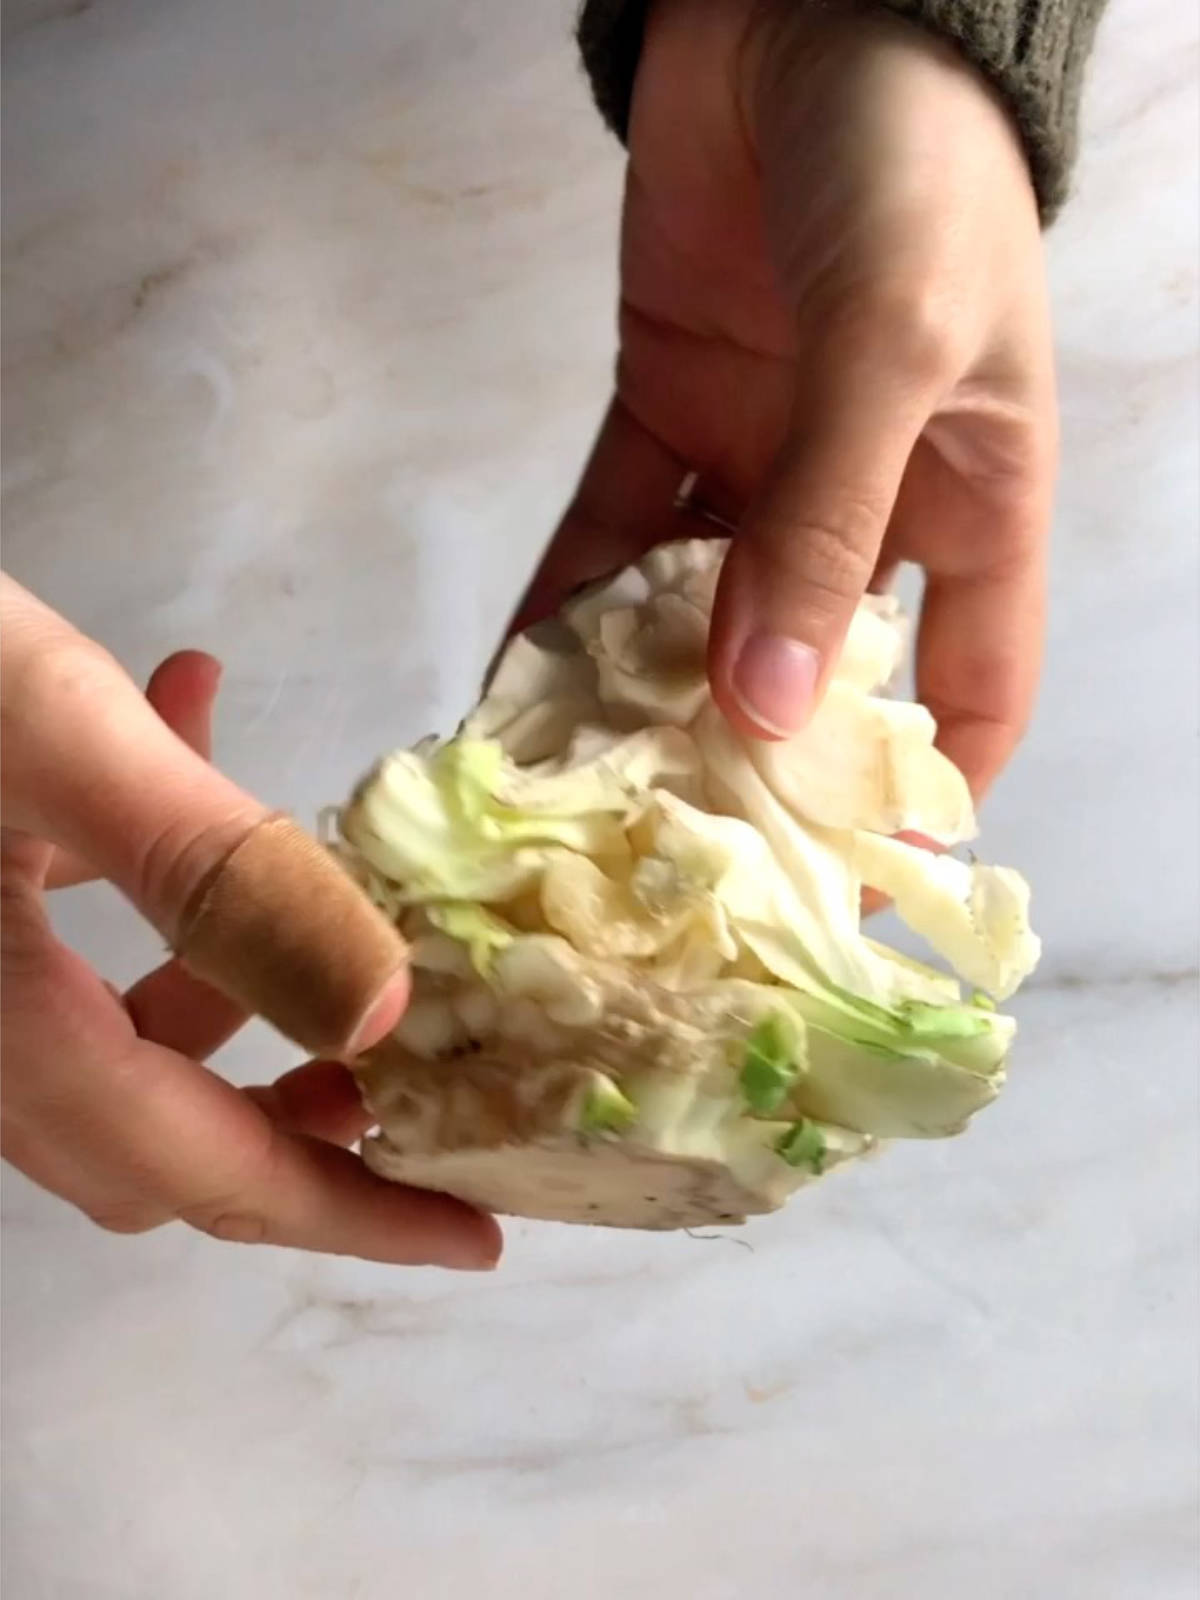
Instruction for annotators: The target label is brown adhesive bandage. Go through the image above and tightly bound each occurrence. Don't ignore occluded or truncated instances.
[177,814,406,1058]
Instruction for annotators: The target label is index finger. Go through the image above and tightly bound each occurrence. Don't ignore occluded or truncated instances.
[1,576,408,1058]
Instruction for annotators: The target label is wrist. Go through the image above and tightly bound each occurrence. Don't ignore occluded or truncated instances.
[580,0,1105,221]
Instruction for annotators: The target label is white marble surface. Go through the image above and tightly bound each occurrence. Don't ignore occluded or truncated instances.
[2,1,1197,1596]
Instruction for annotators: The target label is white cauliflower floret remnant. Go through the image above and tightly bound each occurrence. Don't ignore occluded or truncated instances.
[335,539,1040,1230]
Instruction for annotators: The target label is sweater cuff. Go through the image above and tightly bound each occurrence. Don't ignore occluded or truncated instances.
[576,0,1107,221]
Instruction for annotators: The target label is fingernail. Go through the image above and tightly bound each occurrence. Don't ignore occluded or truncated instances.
[346,968,409,1057]
[450,1255,499,1273]
[440,1237,502,1272]
[730,632,820,736]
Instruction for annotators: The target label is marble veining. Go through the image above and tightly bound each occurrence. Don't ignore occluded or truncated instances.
[2,1,1197,1596]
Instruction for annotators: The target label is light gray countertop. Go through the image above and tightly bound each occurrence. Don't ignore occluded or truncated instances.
[3,2,1197,1596]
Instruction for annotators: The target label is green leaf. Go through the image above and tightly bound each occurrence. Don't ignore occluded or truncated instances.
[898,998,994,1040]
[341,738,640,903]
[740,1012,801,1115]
[436,739,504,825]
[580,1076,637,1135]
[775,1118,827,1174]
[426,902,514,975]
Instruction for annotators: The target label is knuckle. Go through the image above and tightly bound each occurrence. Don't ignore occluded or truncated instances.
[758,508,881,611]
[8,639,120,731]
[827,283,964,386]
[891,298,963,383]
[182,1207,269,1245]
[175,1119,281,1247]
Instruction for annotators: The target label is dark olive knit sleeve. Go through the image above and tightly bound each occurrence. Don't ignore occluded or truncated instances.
[576,0,1108,219]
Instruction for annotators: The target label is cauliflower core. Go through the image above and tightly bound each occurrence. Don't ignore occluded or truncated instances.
[334,540,1039,1229]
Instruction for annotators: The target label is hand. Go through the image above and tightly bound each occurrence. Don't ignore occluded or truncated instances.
[0,576,500,1269]
[518,0,1055,798]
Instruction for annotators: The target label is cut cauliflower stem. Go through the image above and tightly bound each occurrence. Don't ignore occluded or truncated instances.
[335,539,1040,1230]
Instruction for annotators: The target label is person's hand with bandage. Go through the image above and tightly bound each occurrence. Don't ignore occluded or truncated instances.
[0,575,500,1269]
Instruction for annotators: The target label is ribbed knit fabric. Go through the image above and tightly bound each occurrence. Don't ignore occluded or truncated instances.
[577,0,1108,219]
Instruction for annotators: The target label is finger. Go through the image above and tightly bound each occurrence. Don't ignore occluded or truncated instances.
[145,650,221,761]
[868,551,902,596]
[245,1060,371,1147]
[191,1131,501,1266]
[2,578,407,1057]
[42,848,103,891]
[886,415,1052,799]
[707,336,933,740]
[123,957,247,1060]
[2,905,499,1267]
[45,650,222,890]
[506,395,689,637]
[916,562,1046,800]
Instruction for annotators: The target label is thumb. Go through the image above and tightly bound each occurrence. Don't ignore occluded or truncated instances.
[1,576,406,1058]
[707,344,928,739]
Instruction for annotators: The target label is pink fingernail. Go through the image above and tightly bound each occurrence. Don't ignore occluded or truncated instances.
[730,632,820,736]
[443,1220,503,1271]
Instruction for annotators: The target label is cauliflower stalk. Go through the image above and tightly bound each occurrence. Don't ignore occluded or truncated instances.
[334,540,1039,1229]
